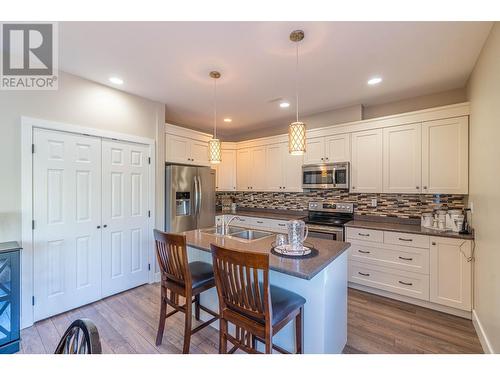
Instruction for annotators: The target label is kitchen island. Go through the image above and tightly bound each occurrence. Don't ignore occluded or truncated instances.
[182,229,350,354]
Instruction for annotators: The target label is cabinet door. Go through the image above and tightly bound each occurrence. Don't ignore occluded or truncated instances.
[251,147,267,191]
[351,129,383,193]
[430,237,472,311]
[216,149,236,191]
[303,137,325,164]
[166,134,191,164]
[422,116,468,194]
[236,149,251,191]
[325,134,351,163]
[282,143,303,192]
[191,140,210,166]
[266,143,284,191]
[383,124,422,193]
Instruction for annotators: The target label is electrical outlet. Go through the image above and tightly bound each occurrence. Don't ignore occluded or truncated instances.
[250,195,254,202]
[371,198,377,207]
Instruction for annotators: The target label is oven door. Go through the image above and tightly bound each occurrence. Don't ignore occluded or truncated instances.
[302,164,334,189]
[307,224,344,242]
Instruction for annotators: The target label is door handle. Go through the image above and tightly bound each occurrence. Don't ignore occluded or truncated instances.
[197,176,202,214]
[193,176,199,215]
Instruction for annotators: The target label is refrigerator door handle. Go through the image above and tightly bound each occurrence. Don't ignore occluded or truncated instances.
[193,175,199,216]
[197,176,202,215]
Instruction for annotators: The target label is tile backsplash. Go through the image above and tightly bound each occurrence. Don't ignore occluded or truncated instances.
[216,190,466,219]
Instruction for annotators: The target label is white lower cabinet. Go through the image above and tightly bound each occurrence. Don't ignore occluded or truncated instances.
[347,227,473,314]
[429,237,472,311]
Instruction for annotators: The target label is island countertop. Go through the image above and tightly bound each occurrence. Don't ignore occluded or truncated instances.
[182,229,350,280]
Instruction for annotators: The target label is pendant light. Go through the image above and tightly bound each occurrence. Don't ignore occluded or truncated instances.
[208,71,222,164]
[288,30,306,155]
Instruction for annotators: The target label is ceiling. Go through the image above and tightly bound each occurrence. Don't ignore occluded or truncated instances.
[59,22,492,139]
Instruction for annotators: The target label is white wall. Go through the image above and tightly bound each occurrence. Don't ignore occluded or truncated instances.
[0,71,165,243]
[467,22,500,353]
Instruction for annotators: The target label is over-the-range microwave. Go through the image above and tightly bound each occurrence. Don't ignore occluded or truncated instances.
[302,162,349,189]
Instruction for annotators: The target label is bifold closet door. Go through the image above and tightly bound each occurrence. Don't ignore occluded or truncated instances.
[101,140,150,298]
[33,129,102,321]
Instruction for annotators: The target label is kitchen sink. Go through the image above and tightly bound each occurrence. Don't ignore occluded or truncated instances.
[229,229,273,241]
[200,226,245,236]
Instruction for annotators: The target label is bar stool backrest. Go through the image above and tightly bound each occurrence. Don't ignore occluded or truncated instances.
[154,229,192,287]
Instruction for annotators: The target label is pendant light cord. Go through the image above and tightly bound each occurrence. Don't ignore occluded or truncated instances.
[295,41,299,123]
[213,77,217,139]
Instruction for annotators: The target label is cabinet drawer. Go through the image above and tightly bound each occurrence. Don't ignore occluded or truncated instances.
[349,241,429,274]
[349,261,429,301]
[384,231,429,249]
[346,227,383,243]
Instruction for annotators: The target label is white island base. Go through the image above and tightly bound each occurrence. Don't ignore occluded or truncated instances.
[188,247,348,354]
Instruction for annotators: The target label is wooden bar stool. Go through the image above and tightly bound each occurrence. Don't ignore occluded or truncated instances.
[154,229,219,353]
[211,244,306,354]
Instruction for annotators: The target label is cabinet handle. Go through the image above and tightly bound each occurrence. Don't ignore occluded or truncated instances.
[398,237,413,242]
[431,242,436,246]
[416,186,420,189]
[278,224,286,227]
[398,280,413,286]
[358,250,370,254]
[256,221,264,224]
[358,233,370,237]
[398,256,413,261]
[358,272,370,277]
[423,186,427,190]
[321,157,324,161]
[352,186,356,189]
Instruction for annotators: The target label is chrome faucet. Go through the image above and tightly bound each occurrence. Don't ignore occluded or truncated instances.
[223,216,243,235]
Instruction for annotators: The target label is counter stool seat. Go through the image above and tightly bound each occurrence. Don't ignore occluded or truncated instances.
[189,261,216,289]
[269,285,306,326]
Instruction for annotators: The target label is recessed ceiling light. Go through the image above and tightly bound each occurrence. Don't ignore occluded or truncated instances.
[223,118,232,123]
[280,101,290,108]
[367,77,382,85]
[109,76,124,85]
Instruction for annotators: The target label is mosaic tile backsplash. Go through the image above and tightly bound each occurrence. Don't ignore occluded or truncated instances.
[216,190,466,219]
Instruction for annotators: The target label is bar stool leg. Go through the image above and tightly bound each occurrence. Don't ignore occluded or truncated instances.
[183,292,193,353]
[156,288,167,345]
[195,294,201,320]
[219,319,228,354]
[295,306,303,354]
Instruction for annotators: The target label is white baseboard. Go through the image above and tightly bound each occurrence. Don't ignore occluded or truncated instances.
[472,309,494,354]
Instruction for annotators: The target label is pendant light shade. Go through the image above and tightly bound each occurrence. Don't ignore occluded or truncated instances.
[289,121,306,155]
[208,71,222,164]
[288,30,306,155]
[208,138,221,164]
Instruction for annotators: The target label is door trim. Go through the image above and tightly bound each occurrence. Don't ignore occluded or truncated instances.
[21,116,156,328]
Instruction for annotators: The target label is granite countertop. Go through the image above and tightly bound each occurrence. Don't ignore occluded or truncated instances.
[182,229,350,280]
[216,208,307,221]
[345,220,474,240]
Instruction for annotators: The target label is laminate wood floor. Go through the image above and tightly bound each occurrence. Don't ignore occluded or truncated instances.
[19,284,483,354]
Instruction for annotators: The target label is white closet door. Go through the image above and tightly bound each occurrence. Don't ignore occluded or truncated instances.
[33,129,102,321]
[101,140,150,297]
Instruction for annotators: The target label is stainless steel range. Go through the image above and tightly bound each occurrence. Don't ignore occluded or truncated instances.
[305,201,354,242]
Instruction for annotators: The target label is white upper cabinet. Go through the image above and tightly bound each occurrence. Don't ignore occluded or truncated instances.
[383,123,422,193]
[266,143,284,191]
[422,116,469,194]
[325,134,351,163]
[303,137,326,164]
[165,134,210,166]
[251,147,267,191]
[351,129,383,193]
[236,148,251,191]
[282,143,303,192]
[215,148,237,191]
[429,237,472,311]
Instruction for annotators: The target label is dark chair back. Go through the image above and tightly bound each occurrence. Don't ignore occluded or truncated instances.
[210,244,272,325]
[54,319,102,354]
[154,229,192,287]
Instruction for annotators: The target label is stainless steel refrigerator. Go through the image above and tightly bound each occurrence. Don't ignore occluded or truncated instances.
[165,164,216,233]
